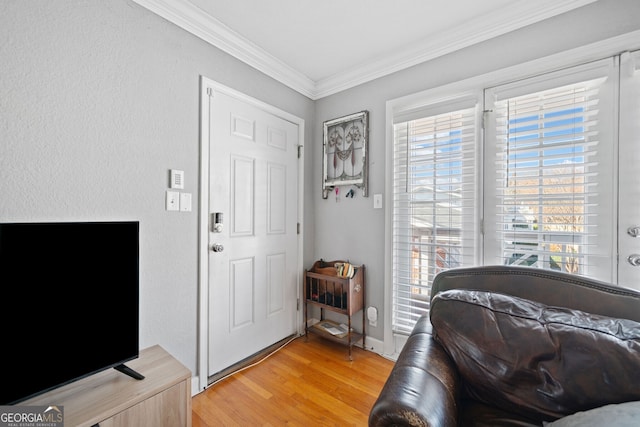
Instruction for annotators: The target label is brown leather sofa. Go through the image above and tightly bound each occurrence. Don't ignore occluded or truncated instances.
[369,266,640,427]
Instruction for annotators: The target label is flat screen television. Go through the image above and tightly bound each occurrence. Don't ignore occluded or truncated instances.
[0,221,142,405]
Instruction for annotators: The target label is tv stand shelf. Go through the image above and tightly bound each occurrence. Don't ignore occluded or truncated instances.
[303,259,365,360]
[22,345,192,427]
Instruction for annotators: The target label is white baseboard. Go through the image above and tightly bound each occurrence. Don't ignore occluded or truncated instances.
[192,376,203,396]
[363,335,386,357]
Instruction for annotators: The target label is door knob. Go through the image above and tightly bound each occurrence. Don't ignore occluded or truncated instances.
[627,254,640,266]
[627,226,640,237]
[211,243,224,253]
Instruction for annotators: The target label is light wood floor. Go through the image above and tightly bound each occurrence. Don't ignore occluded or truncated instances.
[192,334,395,426]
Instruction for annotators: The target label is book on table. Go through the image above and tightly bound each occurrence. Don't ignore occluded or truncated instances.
[313,320,351,338]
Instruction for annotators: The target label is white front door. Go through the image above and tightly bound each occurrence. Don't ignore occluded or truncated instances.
[618,50,640,288]
[203,83,300,376]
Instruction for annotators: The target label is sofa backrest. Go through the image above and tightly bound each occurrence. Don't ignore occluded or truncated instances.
[430,288,640,422]
[431,265,640,322]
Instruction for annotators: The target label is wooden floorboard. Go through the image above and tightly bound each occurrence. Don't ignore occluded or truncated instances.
[192,334,395,426]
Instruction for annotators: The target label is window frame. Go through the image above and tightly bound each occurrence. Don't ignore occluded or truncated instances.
[484,58,618,282]
[390,99,482,335]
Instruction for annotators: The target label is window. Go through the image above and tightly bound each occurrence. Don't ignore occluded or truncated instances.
[391,99,480,334]
[492,79,605,272]
[485,58,617,281]
[390,57,622,338]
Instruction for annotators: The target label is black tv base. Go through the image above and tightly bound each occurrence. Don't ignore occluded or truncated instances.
[114,363,145,380]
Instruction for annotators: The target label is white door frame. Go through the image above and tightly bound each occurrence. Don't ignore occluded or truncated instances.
[197,76,305,393]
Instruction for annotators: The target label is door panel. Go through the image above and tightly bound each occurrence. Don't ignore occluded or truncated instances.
[231,156,254,235]
[207,89,299,376]
[618,51,640,290]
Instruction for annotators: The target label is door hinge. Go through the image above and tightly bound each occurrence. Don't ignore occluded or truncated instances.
[296,298,300,311]
[297,145,303,159]
[207,87,213,97]
[297,222,300,234]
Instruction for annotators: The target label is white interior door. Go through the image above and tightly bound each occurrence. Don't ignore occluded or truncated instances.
[618,50,640,289]
[206,86,300,376]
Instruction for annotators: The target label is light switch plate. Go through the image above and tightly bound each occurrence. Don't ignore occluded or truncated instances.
[373,193,383,209]
[180,192,192,212]
[166,190,179,211]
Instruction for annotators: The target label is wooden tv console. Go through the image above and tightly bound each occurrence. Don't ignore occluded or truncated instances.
[23,345,192,427]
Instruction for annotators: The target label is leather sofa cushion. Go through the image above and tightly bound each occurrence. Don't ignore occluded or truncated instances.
[430,289,640,423]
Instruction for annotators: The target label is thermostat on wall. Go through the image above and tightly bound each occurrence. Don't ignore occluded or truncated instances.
[170,169,184,189]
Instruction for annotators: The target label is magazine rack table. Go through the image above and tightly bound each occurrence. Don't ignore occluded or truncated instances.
[303,259,365,360]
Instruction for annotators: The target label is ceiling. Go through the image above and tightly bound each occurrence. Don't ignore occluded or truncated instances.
[132,0,597,99]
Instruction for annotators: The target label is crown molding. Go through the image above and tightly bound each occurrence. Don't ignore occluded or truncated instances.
[131,0,316,98]
[313,0,598,98]
[132,0,597,100]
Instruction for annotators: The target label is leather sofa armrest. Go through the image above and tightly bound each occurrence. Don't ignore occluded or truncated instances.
[369,315,460,427]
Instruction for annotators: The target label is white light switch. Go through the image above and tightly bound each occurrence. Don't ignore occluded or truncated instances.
[180,192,192,212]
[373,193,383,209]
[166,191,179,211]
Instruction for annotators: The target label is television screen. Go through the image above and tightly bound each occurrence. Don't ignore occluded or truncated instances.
[0,221,140,405]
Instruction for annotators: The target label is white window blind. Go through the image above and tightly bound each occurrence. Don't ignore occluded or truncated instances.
[392,101,479,334]
[484,59,616,281]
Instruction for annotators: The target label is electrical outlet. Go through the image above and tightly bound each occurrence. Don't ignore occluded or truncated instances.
[367,306,378,327]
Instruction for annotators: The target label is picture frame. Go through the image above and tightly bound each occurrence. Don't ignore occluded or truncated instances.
[322,110,369,198]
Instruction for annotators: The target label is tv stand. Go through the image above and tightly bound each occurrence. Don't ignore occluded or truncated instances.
[23,345,191,427]
[114,363,145,380]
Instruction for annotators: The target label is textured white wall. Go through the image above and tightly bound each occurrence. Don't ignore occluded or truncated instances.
[0,0,315,385]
